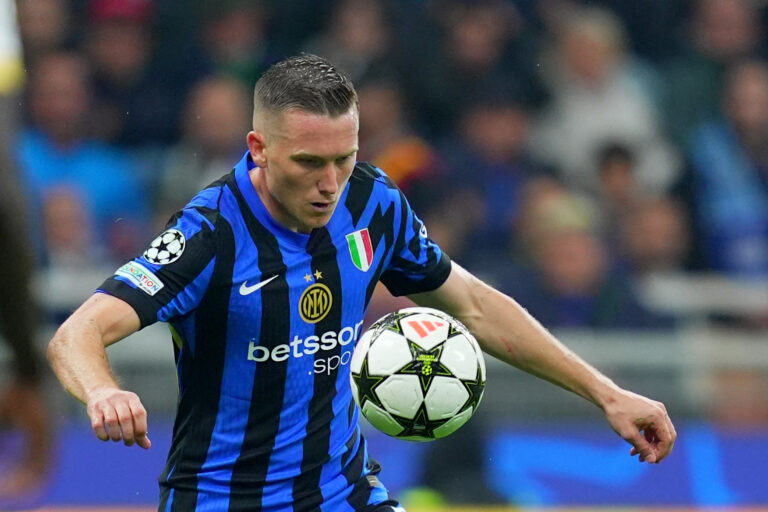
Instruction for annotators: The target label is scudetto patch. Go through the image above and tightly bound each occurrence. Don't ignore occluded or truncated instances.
[115,261,164,296]
[143,228,186,265]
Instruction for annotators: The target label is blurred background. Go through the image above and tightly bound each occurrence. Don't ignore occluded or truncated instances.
[1,0,768,510]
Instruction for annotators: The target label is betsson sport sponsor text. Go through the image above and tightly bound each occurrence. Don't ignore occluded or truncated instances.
[247,320,365,375]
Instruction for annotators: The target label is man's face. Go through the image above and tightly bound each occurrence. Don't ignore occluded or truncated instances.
[248,107,359,233]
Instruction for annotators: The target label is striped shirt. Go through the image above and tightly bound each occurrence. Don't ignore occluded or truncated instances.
[98,152,450,511]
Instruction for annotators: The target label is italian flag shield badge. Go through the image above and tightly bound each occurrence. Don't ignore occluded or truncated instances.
[346,228,373,272]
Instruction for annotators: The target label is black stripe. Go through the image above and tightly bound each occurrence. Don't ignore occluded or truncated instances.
[228,177,291,512]
[347,399,356,429]
[343,162,398,308]
[152,216,216,299]
[99,206,218,328]
[407,215,423,259]
[340,426,358,467]
[343,437,368,510]
[158,485,170,512]
[346,443,384,511]
[166,211,237,511]
[292,228,343,511]
[202,169,236,191]
[345,165,377,226]
[379,192,452,296]
[363,203,396,309]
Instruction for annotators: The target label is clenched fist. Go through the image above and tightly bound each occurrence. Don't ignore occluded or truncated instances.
[86,387,151,449]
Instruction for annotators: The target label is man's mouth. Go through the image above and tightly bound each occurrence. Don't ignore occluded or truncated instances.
[310,201,333,211]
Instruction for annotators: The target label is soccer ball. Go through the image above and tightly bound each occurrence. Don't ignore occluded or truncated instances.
[350,307,486,441]
[143,229,186,265]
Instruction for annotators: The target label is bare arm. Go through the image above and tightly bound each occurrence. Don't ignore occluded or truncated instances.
[47,293,151,448]
[410,261,676,463]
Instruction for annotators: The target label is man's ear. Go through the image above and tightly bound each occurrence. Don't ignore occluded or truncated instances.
[247,130,268,167]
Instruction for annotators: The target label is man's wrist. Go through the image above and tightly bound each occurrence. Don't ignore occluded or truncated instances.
[84,382,121,403]
[586,374,624,411]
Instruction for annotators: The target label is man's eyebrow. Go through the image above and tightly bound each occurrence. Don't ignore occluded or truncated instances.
[290,153,323,161]
[290,149,358,161]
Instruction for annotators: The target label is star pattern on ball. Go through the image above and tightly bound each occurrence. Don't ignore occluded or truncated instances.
[393,403,450,440]
[461,368,485,414]
[397,340,453,393]
[369,310,410,336]
[143,229,186,265]
[351,358,386,409]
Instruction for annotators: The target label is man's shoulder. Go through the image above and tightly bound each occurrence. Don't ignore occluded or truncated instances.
[351,162,398,190]
[188,170,236,205]
[175,170,237,227]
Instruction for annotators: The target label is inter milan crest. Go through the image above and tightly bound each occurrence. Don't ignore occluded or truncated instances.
[299,283,333,323]
[346,228,373,272]
[143,229,186,265]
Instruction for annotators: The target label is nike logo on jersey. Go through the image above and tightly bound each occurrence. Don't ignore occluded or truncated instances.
[239,275,279,295]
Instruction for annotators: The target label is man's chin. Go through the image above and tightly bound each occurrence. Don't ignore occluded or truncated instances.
[298,211,334,232]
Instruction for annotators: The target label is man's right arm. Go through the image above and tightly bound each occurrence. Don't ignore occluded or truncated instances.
[47,292,151,448]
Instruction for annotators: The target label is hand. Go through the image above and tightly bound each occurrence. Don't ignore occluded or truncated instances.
[603,389,676,463]
[0,379,51,497]
[86,387,151,449]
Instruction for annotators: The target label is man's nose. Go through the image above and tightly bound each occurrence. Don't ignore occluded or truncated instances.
[317,164,338,196]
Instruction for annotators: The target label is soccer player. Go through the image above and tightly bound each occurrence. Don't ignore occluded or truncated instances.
[47,55,676,511]
[0,11,51,498]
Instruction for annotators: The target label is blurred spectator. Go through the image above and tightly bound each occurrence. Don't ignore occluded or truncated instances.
[531,5,678,195]
[156,76,251,222]
[357,78,441,201]
[499,188,674,329]
[573,0,688,62]
[406,0,546,134]
[303,0,395,83]
[15,0,72,69]
[679,59,768,277]
[427,94,544,271]
[592,142,648,252]
[619,197,690,278]
[596,142,641,219]
[662,0,764,149]
[16,51,149,265]
[84,0,182,146]
[195,0,277,89]
[267,0,333,55]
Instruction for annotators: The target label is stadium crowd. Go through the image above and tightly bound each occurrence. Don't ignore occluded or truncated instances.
[3,0,768,505]
[10,0,768,330]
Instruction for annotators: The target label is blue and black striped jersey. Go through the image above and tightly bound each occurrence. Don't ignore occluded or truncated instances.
[98,152,451,512]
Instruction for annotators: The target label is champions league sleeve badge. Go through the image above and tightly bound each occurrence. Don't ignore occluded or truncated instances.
[143,228,186,265]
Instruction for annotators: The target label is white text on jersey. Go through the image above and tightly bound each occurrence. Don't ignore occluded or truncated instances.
[247,320,365,374]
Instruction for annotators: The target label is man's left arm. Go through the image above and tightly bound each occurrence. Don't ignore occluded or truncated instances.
[409,261,677,464]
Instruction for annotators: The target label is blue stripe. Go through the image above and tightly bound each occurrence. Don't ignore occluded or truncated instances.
[319,204,374,504]
[165,488,174,512]
[194,194,265,510]
[157,259,216,343]
[261,255,316,508]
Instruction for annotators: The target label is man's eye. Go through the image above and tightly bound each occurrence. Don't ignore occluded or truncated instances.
[336,155,352,164]
[298,159,324,168]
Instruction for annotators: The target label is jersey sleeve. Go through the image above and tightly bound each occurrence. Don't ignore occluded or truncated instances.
[97,207,218,328]
[380,190,452,296]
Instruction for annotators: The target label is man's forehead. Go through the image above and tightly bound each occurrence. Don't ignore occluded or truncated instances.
[264,107,359,147]
[272,107,358,129]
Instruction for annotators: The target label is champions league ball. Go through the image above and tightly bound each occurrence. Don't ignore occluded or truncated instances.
[350,307,486,441]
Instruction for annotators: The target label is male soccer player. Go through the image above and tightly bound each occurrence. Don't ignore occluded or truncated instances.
[0,12,51,497]
[47,55,676,512]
